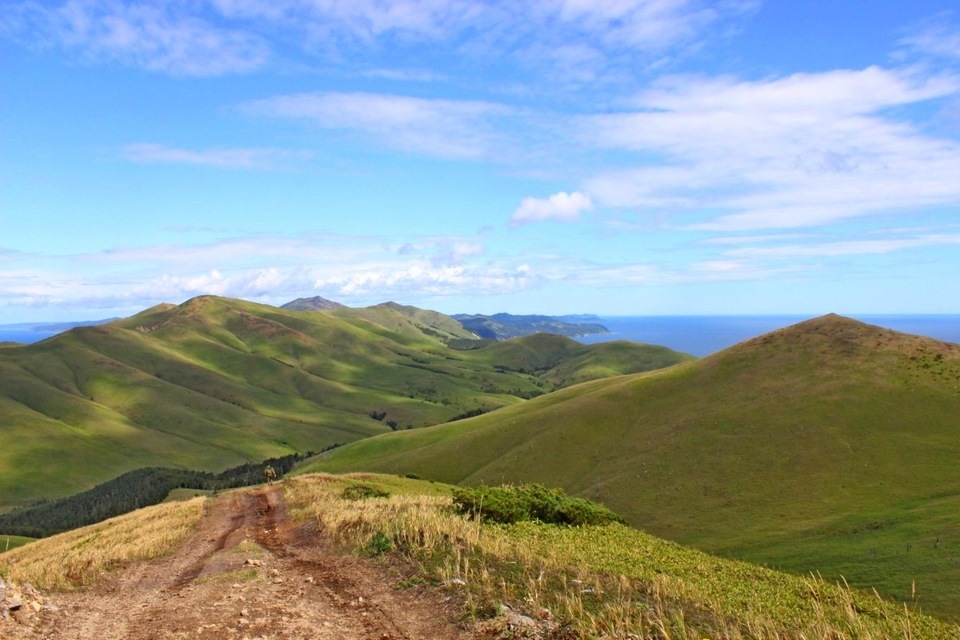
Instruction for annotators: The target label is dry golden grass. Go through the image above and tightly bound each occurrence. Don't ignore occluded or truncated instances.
[283,473,960,640]
[0,497,206,589]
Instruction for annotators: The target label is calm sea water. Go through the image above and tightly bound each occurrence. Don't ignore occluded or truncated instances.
[0,329,58,344]
[576,315,960,357]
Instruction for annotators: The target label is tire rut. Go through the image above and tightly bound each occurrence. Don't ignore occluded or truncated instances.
[4,487,475,640]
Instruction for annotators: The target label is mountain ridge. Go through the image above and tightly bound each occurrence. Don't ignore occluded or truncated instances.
[0,295,691,510]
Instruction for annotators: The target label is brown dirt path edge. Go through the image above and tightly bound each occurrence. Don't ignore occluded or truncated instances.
[6,487,476,640]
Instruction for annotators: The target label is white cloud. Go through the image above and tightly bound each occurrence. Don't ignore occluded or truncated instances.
[542,0,727,51]
[316,262,537,298]
[582,66,960,230]
[244,92,514,159]
[121,144,311,168]
[0,233,533,313]
[3,0,269,76]
[510,191,593,226]
[433,241,485,266]
[209,0,481,41]
[728,234,960,259]
[702,234,809,246]
[901,14,960,60]
[2,0,753,81]
[210,0,744,54]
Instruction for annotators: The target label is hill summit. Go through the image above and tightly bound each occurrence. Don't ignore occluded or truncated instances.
[280,296,346,311]
[304,314,960,617]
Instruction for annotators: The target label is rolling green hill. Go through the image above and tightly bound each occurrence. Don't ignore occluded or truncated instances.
[300,314,960,619]
[0,295,689,510]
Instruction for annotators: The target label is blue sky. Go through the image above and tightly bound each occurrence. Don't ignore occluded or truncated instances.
[1,0,959,322]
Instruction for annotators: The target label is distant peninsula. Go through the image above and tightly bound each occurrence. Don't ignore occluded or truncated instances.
[452,312,609,340]
[279,297,609,341]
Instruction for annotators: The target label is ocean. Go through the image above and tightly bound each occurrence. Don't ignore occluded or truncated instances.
[0,329,58,344]
[576,315,960,357]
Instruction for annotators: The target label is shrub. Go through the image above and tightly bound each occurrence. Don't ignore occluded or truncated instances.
[340,484,390,501]
[363,531,392,555]
[452,484,625,526]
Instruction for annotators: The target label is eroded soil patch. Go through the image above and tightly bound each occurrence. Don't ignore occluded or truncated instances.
[2,487,474,640]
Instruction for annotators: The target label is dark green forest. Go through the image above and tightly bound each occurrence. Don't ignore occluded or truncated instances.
[0,450,322,538]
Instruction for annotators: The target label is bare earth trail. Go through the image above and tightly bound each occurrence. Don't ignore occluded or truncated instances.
[9,487,475,640]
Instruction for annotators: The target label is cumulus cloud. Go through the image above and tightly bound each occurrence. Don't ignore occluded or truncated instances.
[244,92,514,159]
[0,233,536,314]
[510,191,593,226]
[121,144,312,168]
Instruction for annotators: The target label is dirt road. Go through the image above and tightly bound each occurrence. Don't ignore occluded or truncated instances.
[5,487,475,639]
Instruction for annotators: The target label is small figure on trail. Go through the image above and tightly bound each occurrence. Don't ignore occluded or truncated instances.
[264,464,277,485]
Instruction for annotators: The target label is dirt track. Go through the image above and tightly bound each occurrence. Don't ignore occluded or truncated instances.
[4,487,474,639]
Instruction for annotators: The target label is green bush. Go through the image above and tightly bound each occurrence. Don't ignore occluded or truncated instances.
[340,484,390,501]
[363,531,393,555]
[452,484,625,526]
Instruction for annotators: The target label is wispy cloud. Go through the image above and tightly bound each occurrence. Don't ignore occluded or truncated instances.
[2,0,269,76]
[211,0,747,54]
[3,0,752,82]
[582,66,960,230]
[900,13,960,61]
[120,143,312,169]
[244,92,515,159]
[510,191,593,226]
[728,234,960,259]
[540,0,742,51]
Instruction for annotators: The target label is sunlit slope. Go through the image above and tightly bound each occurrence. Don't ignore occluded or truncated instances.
[0,295,689,508]
[302,314,960,617]
[330,301,479,343]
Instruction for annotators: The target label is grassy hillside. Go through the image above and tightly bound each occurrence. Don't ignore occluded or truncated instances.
[0,295,689,510]
[301,315,960,619]
[330,301,479,343]
[5,473,957,638]
[280,473,960,638]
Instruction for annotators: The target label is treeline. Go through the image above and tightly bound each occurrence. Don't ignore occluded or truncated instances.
[0,450,322,539]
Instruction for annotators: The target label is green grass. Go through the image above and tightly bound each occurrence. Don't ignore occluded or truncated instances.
[284,473,960,639]
[301,315,960,620]
[1,535,35,552]
[0,295,688,510]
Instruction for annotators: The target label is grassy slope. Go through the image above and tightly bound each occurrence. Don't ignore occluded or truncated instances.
[331,301,479,343]
[0,295,689,509]
[1,535,35,552]
[282,473,960,639]
[301,315,960,619]
[6,472,956,638]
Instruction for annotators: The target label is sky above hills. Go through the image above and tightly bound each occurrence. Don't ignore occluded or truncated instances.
[2,1,959,322]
